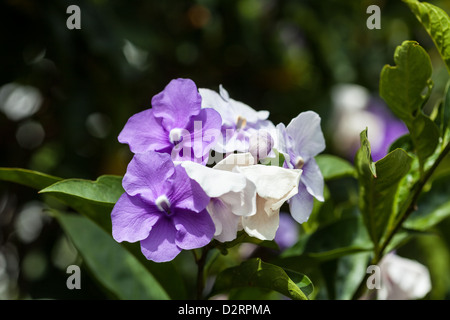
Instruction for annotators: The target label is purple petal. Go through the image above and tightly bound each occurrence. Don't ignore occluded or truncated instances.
[151,78,202,130]
[118,109,171,154]
[286,111,325,162]
[302,158,324,202]
[167,165,210,212]
[122,151,174,203]
[275,212,299,251]
[173,208,215,250]
[289,183,314,224]
[140,217,181,262]
[185,108,222,159]
[111,193,161,243]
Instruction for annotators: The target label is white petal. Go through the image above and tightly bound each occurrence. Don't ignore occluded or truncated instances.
[286,111,325,161]
[228,98,269,124]
[213,152,256,171]
[242,196,280,240]
[207,198,241,242]
[181,161,246,197]
[199,88,235,126]
[238,165,301,203]
[379,253,431,300]
[220,182,257,217]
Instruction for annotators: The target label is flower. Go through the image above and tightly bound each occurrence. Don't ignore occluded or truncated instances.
[216,153,301,241]
[276,111,326,224]
[199,85,275,156]
[111,151,215,262]
[274,212,299,251]
[181,154,257,242]
[118,78,222,164]
[377,252,431,300]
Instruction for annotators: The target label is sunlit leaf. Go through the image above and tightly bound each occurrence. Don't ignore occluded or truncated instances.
[0,167,62,190]
[403,0,450,74]
[210,258,313,300]
[315,154,356,181]
[355,128,413,248]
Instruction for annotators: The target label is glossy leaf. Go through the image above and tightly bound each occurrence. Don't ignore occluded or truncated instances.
[315,154,356,181]
[53,210,170,300]
[403,0,450,74]
[39,175,124,231]
[379,40,433,124]
[0,167,62,190]
[211,258,313,300]
[355,129,413,248]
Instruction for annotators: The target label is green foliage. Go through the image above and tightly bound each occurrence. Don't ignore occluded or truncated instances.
[210,258,313,300]
[355,129,413,249]
[404,0,450,74]
[52,210,170,300]
[315,154,356,181]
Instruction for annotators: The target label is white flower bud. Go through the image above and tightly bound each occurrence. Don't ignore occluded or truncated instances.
[248,130,274,162]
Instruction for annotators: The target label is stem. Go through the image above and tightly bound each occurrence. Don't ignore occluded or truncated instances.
[352,141,450,300]
[194,245,211,300]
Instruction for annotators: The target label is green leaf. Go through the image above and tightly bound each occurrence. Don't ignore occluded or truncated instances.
[52,210,169,300]
[0,167,62,190]
[404,174,450,231]
[403,0,450,74]
[282,216,373,262]
[315,154,356,181]
[211,258,313,300]
[355,128,413,248]
[408,112,440,166]
[39,175,124,232]
[260,148,286,167]
[379,40,433,124]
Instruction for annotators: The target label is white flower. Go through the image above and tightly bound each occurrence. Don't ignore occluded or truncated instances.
[182,153,302,242]
[181,155,257,242]
[378,253,432,300]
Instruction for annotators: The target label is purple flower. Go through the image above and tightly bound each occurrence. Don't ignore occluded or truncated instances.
[198,85,275,155]
[111,151,215,262]
[276,111,325,224]
[274,212,299,251]
[118,78,222,164]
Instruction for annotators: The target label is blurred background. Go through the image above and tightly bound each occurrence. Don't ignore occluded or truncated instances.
[1,0,450,299]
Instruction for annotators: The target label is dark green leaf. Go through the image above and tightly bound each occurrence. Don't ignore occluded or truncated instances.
[404,174,450,230]
[408,112,440,168]
[52,210,170,300]
[379,40,433,124]
[211,258,313,300]
[355,128,413,248]
[315,154,356,181]
[0,167,62,190]
[403,0,450,74]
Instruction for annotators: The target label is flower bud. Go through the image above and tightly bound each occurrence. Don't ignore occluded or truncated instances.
[248,130,274,162]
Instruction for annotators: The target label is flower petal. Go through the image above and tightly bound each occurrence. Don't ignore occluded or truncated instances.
[288,183,314,224]
[122,151,174,203]
[286,111,325,161]
[238,165,301,203]
[151,78,202,130]
[181,161,247,198]
[241,196,280,240]
[213,152,256,172]
[185,107,223,159]
[168,165,210,212]
[111,193,161,243]
[118,109,171,154]
[173,208,215,250]
[301,157,324,202]
[140,217,181,262]
[207,198,241,242]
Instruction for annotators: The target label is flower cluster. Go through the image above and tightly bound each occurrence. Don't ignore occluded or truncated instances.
[111,78,325,262]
